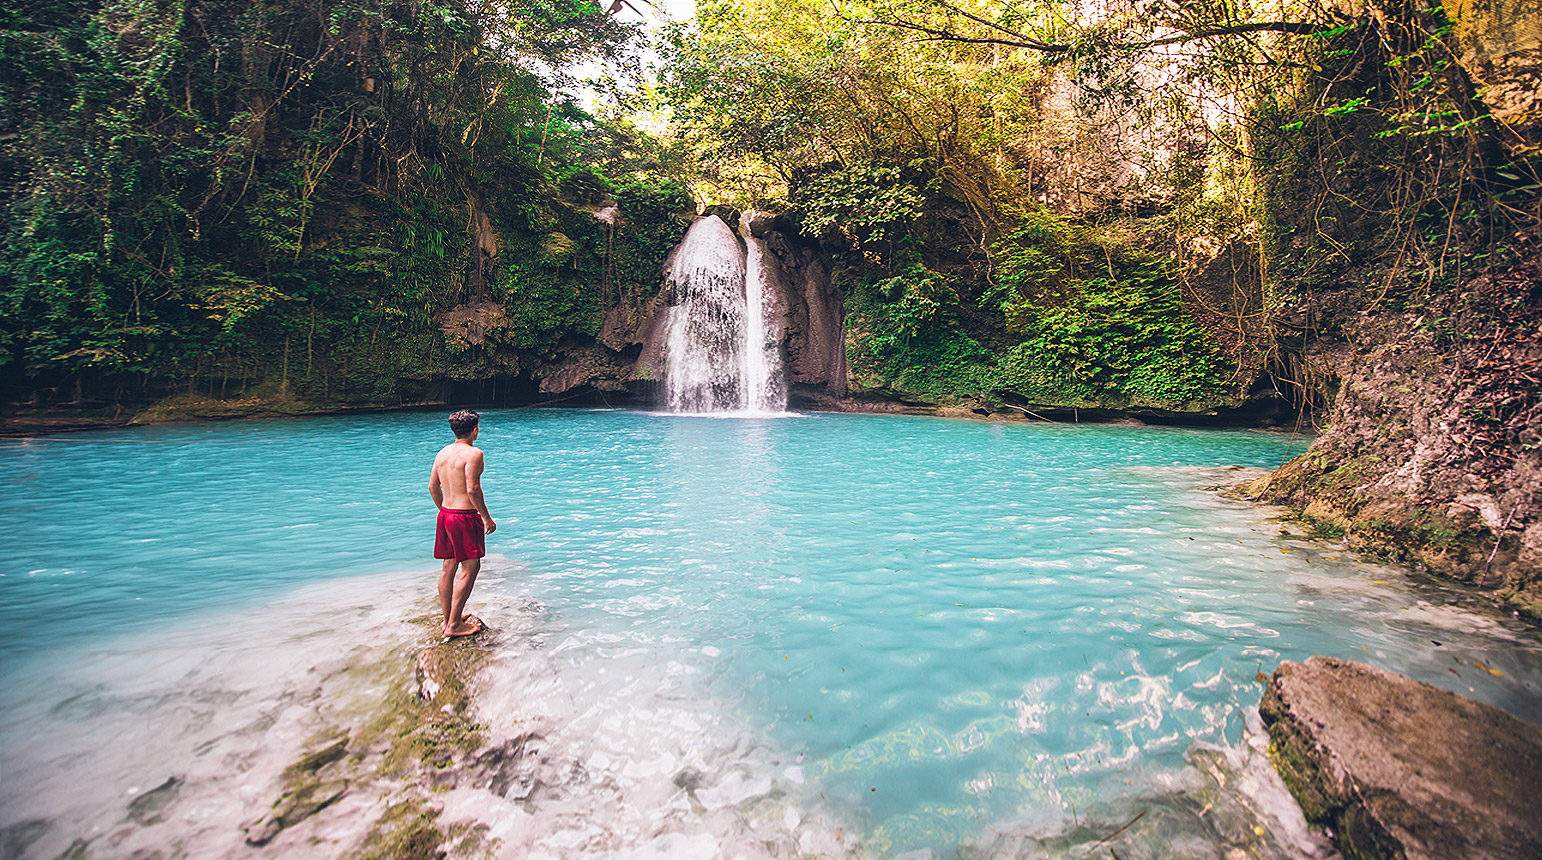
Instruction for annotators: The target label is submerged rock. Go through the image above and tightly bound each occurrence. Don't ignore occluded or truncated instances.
[0,819,49,859]
[125,776,182,825]
[244,778,350,846]
[1260,656,1542,859]
[451,731,545,800]
[244,733,353,847]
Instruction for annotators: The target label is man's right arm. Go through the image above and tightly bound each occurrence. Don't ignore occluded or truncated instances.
[429,460,444,508]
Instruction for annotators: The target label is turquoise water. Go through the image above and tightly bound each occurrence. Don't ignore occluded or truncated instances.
[3,409,1540,858]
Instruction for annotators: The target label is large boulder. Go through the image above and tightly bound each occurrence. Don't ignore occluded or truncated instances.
[1260,656,1542,859]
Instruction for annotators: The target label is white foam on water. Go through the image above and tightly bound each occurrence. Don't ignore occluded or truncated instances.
[0,557,856,860]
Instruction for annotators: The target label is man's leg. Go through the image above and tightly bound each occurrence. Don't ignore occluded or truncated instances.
[445,557,482,636]
[438,558,458,629]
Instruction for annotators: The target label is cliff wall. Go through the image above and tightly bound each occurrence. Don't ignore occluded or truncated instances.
[1245,1,1542,616]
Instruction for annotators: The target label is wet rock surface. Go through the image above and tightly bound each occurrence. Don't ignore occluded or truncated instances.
[1260,656,1542,860]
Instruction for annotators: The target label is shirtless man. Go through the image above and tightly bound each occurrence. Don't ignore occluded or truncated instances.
[429,409,497,637]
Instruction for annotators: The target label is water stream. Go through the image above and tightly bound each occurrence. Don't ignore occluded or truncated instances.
[2,410,1539,859]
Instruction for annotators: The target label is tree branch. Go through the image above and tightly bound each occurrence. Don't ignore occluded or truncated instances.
[833,1,1335,56]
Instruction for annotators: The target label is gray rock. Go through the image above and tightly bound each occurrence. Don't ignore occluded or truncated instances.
[1260,656,1542,859]
[449,732,545,800]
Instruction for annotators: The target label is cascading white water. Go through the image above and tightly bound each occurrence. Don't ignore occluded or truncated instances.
[664,215,745,412]
[663,214,786,414]
[739,211,787,413]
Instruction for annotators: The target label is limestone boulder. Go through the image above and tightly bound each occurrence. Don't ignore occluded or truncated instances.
[1260,655,1542,859]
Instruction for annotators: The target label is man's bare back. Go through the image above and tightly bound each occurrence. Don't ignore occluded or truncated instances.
[430,409,496,638]
[431,440,493,516]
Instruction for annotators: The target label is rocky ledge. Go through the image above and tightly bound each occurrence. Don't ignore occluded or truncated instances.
[1260,656,1542,860]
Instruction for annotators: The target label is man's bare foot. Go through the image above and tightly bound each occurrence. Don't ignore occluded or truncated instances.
[443,615,483,638]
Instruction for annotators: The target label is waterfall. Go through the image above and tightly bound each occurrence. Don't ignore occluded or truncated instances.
[740,211,787,413]
[663,214,787,414]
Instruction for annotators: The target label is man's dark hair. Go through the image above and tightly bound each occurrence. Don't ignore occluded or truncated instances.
[448,409,480,438]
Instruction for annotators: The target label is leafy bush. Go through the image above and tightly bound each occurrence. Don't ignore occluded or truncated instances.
[559,164,614,205]
[846,209,1233,408]
[794,164,927,250]
[988,222,1232,407]
[614,178,695,255]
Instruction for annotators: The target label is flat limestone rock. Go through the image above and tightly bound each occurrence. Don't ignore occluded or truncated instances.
[1260,656,1542,860]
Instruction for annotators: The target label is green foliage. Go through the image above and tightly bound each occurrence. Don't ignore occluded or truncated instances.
[847,263,995,401]
[795,164,927,251]
[988,219,1230,406]
[497,254,603,352]
[613,177,694,255]
[847,208,1233,408]
[0,0,651,406]
[559,164,614,205]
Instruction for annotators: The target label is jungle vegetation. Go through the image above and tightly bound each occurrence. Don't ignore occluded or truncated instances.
[2,0,1537,418]
[1,0,692,408]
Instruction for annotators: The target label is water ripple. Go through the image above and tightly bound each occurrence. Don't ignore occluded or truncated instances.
[4,410,1541,858]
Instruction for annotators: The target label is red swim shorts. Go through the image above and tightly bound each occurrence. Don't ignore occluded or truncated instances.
[434,508,486,562]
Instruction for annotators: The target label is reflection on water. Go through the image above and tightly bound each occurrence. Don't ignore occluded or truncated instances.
[2,410,1540,859]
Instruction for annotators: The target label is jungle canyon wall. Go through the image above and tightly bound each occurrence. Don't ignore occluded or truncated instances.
[1,0,1291,430]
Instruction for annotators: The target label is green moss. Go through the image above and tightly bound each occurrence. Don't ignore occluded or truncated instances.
[1300,515,1347,540]
[351,800,446,860]
[343,635,493,780]
[1267,735,1333,823]
[284,733,350,779]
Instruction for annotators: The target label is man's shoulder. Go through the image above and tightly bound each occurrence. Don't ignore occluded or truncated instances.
[437,442,483,462]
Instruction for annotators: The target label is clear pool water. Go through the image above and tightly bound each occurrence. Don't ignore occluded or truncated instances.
[2,409,1539,859]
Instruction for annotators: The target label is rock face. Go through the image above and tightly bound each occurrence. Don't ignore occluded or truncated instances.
[743,211,847,398]
[1246,275,1542,617]
[1259,656,1542,860]
[1446,0,1542,156]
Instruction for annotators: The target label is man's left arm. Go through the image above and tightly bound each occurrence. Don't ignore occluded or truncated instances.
[466,451,497,534]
